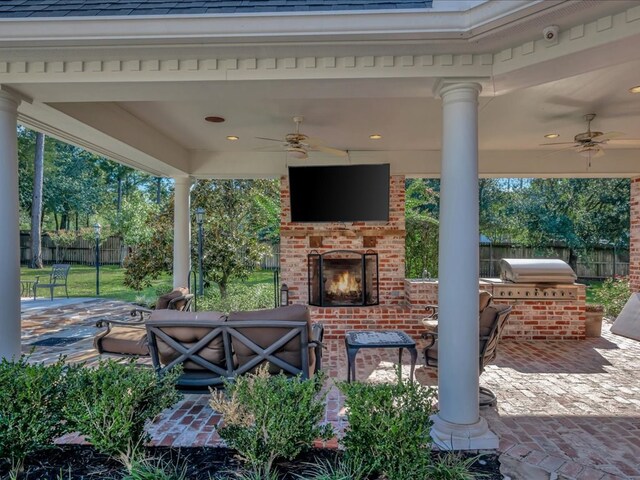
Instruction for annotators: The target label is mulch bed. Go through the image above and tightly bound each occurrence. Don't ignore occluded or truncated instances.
[0,445,501,479]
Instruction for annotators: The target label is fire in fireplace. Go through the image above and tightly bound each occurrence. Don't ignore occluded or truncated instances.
[308,250,379,307]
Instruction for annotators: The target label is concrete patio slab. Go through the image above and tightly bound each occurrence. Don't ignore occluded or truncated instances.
[20,300,640,480]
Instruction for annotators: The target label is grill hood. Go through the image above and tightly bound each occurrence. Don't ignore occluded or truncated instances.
[499,258,577,284]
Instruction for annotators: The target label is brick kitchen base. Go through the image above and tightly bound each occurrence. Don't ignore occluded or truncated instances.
[314,279,586,341]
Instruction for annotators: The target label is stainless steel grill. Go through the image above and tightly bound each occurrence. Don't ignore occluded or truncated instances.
[499,258,577,284]
[481,258,579,301]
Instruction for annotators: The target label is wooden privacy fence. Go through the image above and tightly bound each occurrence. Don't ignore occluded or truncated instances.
[20,232,124,265]
[480,243,629,280]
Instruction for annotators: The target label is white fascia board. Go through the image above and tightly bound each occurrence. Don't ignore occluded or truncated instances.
[0,1,558,47]
[189,149,640,179]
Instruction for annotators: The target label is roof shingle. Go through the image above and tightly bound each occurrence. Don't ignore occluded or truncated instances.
[0,0,431,17]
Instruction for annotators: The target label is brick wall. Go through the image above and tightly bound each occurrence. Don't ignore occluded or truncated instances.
[630,178,640,292]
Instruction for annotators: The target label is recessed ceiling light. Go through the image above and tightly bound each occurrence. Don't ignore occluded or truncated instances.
[205,116,225,123]
[369,134,382,140]
[226,135,239,141]
[544,133,560,139]
[629,85,640,94]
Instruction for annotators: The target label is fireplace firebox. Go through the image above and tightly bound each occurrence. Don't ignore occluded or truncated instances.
[308,250,379,307]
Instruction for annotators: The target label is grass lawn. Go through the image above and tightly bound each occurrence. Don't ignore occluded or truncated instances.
[20,265,276,303]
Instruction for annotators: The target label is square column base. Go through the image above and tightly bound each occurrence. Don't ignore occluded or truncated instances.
[430,414,499,450]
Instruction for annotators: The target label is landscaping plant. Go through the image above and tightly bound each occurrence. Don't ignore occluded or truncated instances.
[0,357,70,473]
[64,360,182,467]
[592,276,631,318]
[209,365,333,478]
[338,379,437,480]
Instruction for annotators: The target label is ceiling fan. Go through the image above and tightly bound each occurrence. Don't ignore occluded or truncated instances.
[539,113,625,159]
[255,116,348,160]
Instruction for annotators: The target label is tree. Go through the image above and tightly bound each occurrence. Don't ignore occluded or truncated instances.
[30,132,45,269]
[124,179,278,296]
[405,179,439,278]
[516,178,630,269]
[192,180,274,297]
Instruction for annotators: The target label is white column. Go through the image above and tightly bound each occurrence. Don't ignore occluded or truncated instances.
[0,90,22,360]
[431,81,498,450]
[173,176,192,289]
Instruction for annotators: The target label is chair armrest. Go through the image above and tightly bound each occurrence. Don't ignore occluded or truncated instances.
[96,317,146,328]
[421,331,437,349]
[424,305,439,320]
[33,276,41,286]
[130,307,153,321]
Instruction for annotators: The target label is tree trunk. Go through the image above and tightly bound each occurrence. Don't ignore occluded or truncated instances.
[117,175,123,215]
[156,177,162,204]
[30,132,45,269]
[54,212,59,231]
[218,278,228,298]
[568,248,578,273]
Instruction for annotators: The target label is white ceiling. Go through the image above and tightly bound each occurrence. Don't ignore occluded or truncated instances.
[34,58,640,155]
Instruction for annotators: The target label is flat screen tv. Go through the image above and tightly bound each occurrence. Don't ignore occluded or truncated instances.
[288,164,390,222]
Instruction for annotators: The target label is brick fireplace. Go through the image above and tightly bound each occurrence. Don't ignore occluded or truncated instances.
[279,175,586,340]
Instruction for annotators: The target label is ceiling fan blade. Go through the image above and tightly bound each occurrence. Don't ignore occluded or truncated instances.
[591,131,625,142]
[539,142,578,146]
[310,145,348,157]
[607,139,640,146]
[539,144,580,157]
[255,137,284,142]
[252,146,284,152]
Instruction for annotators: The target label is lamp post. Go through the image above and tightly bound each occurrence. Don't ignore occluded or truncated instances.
[94,223,101,296]
[195,207,205,296]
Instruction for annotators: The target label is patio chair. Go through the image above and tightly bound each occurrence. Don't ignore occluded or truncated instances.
[93,287,193,357]
[33,264,71,300]
[423,299,512,407]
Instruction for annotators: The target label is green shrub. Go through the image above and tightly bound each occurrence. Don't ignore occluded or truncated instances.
[295,456,368,480]
[338,379,437,480]
[199,283,275,314]
[64,360,182,463]
[209,365,333,477]
[122,456,188,480]
[592,276,631,318]
[426,453,479,480]
[0,357,69,471]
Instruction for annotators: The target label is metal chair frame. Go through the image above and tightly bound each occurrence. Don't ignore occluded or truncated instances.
[33,264,71,300]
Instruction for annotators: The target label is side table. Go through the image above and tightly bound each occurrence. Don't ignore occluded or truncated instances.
[344,330,418,383]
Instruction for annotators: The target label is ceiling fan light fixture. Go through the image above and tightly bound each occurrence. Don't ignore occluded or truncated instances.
[578,146,601,158]
[287,146,308,159]
[544,133,559,139]
[629,85,640,94]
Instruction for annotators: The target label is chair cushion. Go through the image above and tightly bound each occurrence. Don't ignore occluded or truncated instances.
[97,327,149,356]
[155,287,190,310]
[228,304,316,376]
[479,290,492,312]
[148,310,227,370]
[479,305,499,338]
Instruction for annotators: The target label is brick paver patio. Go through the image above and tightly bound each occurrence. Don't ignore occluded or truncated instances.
[20,299,640,479]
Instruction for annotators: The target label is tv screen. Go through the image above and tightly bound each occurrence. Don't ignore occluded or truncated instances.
[289,164,390,222]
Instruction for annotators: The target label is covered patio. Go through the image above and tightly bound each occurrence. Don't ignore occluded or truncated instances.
[20,298,640,479]
[2,0,640,454]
